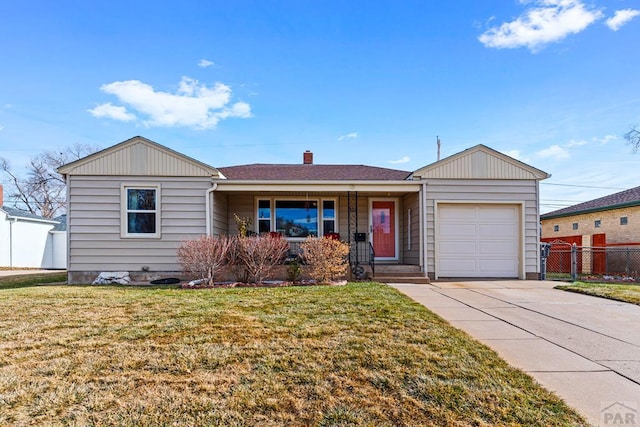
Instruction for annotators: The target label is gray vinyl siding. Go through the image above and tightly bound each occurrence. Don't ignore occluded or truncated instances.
[425,179,539,277]
[67,175,211,274]
[211,192,228,236]
[226,194,254,235]
[402,193,420,265]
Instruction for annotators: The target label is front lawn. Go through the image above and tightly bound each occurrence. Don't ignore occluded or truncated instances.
[0,279,586,426]
[556,282,640,305]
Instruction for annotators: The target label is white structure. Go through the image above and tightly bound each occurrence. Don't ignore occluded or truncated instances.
[0,205,67,269]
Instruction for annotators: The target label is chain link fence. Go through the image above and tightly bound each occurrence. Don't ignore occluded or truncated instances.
[541,242,640,283]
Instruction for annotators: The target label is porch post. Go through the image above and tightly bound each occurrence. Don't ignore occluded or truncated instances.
[420,181,427,277]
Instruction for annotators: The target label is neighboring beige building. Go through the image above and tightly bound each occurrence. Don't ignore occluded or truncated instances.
[541,186,640,245]
[59,136,550,284]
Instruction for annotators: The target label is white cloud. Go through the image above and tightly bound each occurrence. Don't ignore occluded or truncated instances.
[479,0,603,51]
[606,9,640,31]
[564,139,588,147]
[0,125,4,131]
[337,132,359,141]
[501,149,522,160]
[198,59,215,68]
[87,102,136,121]
[93,76,252,129]
[389,156,410,164]
[594,134,618,144]
[536,144,570,160]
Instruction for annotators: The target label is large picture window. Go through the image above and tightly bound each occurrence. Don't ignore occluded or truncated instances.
[122,185,160,238]
[276,200,318,238]
[258,198,336,238]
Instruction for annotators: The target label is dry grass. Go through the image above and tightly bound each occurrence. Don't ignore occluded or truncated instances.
[0,279,587,426]
[557,282,640,305]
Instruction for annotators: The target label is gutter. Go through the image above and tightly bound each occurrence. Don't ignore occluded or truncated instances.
[213,179,422,193]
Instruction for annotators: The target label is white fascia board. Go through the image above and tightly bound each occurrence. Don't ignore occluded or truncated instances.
[212,180,422,192]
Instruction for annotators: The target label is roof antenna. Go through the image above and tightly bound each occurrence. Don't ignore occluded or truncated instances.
[437,136,441,161]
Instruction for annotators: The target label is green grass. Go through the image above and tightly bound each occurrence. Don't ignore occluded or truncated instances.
[556,282,640,305]
[0,276,587,426]
[0,272,67,289]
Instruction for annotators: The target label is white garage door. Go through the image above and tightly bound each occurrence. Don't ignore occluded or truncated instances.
[437,204,520,278]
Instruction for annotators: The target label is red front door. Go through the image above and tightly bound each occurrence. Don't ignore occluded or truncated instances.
[372,201,396,258]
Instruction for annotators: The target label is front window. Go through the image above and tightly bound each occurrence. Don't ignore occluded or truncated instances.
[322,200,335,234]
[258,200,271,233]
[276,200,318,238]
[257,198,337,238]
[122,185,160,238]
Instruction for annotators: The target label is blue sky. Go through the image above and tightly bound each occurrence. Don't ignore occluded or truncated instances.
[1,0,639,213]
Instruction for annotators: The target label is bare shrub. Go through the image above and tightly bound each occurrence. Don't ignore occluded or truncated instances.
[301,237,350,283]
[231,235,290,283]
[226,235,250,283]
[177,235,232,284]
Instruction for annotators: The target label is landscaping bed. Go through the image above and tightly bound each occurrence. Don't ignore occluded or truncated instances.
[0,277,587,426]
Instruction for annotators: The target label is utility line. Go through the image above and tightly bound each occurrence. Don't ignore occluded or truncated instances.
[540,182,626,190]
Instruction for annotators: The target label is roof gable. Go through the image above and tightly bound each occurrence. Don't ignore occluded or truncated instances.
[411,145,549,180]
[58,136,220,177]
[541,185,640,219]
[217,164,412,181]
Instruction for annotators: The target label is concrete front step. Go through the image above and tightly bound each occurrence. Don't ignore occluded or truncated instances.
[375,265,422,273]
[373,276,431,284]
[374,272,426,278]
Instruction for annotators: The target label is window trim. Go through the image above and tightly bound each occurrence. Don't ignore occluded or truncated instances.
[255,197,338,240]
[121,184,161,239]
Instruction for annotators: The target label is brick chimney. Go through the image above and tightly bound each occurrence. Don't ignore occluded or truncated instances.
[303,150,313,165]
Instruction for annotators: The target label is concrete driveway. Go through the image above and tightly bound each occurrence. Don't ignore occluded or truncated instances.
[391,280,640,427]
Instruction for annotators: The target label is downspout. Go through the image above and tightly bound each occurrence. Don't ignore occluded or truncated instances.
[205,182,218,236]
[536,179,541,278]
[420,181,427,277]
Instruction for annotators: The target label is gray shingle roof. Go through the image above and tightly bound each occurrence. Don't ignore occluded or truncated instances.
[218,164,412,181]
[541,185,640,219]
[1,206,53,221]
[52,214,67,231]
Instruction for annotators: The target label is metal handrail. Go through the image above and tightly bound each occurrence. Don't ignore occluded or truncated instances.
[369,242,375,277]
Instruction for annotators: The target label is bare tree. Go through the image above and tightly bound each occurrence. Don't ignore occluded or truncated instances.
[625,126,640,153]
[0,143,100,218]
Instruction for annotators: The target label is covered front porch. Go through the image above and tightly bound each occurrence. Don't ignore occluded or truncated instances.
[207,180,427,281]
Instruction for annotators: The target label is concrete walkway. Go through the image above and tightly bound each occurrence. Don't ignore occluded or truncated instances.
[391,280,640,427]
[0,269,64,278]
